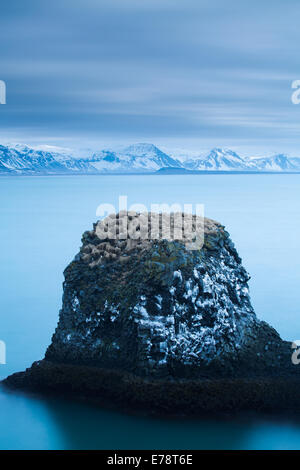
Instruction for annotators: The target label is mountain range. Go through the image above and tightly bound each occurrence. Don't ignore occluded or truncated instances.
[1,143,300,175]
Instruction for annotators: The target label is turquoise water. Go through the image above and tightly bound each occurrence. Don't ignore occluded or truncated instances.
[0,174,300,449]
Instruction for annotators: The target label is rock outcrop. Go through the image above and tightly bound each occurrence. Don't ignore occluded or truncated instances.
[4,212,300,415]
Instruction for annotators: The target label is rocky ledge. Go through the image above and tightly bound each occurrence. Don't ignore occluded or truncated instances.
[3,212,300,415]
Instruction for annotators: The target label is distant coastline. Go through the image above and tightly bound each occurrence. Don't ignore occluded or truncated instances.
[1,142,300,176]
[1,169,300,177]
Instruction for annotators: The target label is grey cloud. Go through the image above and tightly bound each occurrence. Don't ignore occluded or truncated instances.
[0,0,300,153]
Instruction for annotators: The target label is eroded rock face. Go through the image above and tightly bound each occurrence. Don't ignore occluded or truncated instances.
[45,212,264,378]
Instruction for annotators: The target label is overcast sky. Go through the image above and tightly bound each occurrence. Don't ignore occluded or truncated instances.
[0,0,300,155]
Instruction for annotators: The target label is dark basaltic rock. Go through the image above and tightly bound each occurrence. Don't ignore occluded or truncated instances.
[3,212,300,415]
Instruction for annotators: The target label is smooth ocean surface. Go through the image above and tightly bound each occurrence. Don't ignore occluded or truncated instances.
[0,174,300,450]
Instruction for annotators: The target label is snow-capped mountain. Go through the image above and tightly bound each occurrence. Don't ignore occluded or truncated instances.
[84,143,181,173]
[0,144,95,174]
[184,148,250,171]
[1,142,300,175]
[248,154,300,172]
[184,149,300,172]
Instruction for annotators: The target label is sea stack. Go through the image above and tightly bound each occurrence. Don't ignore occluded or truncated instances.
[4,212,300,415]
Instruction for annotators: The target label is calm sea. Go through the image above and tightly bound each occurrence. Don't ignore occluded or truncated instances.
[0,174,300,450]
